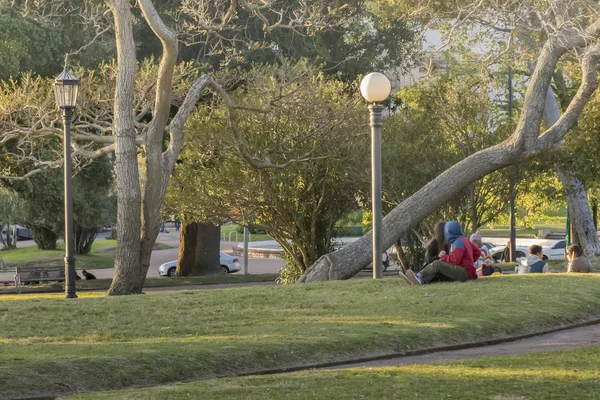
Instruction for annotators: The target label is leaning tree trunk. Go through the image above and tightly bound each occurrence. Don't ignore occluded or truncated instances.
[541,80,600,257]
[176,222,221,276]
[298,142,524,282]
[299,32,600,282]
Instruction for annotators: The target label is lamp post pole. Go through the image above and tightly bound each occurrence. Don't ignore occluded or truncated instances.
[360,72,391,280]
[54,68,79,299]
[63,107,77,299]
[369,104,384,279]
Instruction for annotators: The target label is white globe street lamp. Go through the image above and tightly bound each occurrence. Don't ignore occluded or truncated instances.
[54,68,80,299]
[360,72,391,279]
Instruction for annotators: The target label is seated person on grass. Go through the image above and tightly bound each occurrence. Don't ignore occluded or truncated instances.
[470,232,495,276]
[469,232,494,267]
[566,244,591,273]
[399,220,478,285]
[517,245,548,274]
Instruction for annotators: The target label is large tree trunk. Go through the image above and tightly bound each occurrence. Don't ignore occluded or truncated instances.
[1,224,16,250]
[105,0,206,294]
[541,80,600,257]
[107,0,144,295]
[559,171,600,256]
[299,33,600,282]
[176,222,198,276]
[593,199,598,230]
[74,224,99,255]
[176,222,221,276]
[32,226,58,250]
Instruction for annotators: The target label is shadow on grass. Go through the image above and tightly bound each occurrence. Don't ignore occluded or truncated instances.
[0,276,599,398]
[64,345,600,400]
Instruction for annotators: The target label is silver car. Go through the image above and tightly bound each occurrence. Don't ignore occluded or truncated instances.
[158,252,241,277]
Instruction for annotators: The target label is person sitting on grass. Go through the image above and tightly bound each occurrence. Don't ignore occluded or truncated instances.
[399,220,478,285]
[470,232,496,276]
[469,232,493,267]
[517,245,548,274]
[425,221,450,265]
[82,270,97,280]
[566,244,591,273]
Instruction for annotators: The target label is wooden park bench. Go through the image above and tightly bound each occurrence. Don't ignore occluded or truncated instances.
[14,266,65,294]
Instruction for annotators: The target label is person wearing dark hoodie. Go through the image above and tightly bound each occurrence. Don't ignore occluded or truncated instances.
[400,220,478,285]
[517,244,548,274]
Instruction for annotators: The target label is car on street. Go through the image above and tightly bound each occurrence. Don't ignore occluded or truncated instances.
[158,252,241,277]
[490,240,566,262]
[543,240,567,260]
[490,246,528,262]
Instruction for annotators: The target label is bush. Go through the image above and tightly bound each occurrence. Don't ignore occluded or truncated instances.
[276,252,305,284]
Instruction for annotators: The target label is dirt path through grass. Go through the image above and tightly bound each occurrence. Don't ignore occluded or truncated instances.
[329,321,600,369]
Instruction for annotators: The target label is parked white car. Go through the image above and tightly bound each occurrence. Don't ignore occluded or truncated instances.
[490,240,566,262]
[543,240,567,260]
[158,252,241,277]
[490,246,528,263]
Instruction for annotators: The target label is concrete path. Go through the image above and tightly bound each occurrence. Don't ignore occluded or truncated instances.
[327,322,600,369]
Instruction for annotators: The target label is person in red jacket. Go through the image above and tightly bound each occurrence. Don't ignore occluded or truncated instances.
[400,220,478,285]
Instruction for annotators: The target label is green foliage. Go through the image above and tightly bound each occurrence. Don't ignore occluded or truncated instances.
[166,61,369,276]
[3,157,115,252]
[380,68,514,235]
[0,8,114,80]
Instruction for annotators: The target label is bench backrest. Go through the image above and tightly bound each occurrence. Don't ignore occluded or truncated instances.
[17,267,65,281]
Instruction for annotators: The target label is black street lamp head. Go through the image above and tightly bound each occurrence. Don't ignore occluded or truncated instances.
[54,69,79,110]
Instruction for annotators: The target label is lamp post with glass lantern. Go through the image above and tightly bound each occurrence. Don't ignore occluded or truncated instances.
[54,69,80,299]
[360,72,392,279]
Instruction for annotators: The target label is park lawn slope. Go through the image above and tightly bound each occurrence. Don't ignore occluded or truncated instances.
[65,345,600,400]
[1,275,600,398]
[0,240,117,270]
[0,240,169,271]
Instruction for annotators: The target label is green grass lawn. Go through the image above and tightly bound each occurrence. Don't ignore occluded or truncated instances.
[221,224,272,242]
[65,345,600,400]
[0,239,170,270]
[1,275,600,398]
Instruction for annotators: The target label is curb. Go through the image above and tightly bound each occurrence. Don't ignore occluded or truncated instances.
[11,317,600,400]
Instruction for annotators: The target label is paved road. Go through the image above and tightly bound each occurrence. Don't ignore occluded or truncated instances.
[327,322,600,369]
[87,241,285,279]
[0,230,285,281]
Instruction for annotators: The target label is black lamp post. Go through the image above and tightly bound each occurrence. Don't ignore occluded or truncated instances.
[54,69,79,299]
